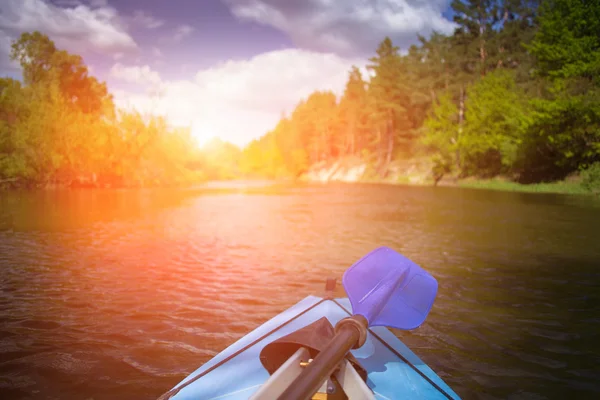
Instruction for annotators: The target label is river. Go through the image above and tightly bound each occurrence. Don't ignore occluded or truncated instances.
[1,183,599,400]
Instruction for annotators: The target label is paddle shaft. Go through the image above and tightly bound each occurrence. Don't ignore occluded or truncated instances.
[277,317,366,400]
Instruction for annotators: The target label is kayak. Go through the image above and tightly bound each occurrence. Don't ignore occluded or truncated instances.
[157,295,460,399]
[157,247,461,400]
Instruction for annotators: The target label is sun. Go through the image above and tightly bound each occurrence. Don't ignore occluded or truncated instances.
[191,122,219,147]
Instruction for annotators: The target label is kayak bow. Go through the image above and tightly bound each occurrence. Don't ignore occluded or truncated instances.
[158,247,460,400]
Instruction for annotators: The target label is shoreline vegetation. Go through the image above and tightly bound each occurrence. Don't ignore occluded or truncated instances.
[1,0,599,195]
[296,156,590,195]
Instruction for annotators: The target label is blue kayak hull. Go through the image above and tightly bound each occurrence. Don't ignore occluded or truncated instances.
[166,296,460,400]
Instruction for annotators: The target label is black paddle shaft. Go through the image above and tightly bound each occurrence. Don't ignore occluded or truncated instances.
[277,315,367,400]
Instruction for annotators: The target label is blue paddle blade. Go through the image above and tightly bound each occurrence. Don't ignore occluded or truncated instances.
[342,246,438,330]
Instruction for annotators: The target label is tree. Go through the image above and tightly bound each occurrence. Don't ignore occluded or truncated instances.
[450,0,498,76]
[11,31,114,116]
[461,70,531,176]
[1,31,207,188]
[304,91,338,163]
[0,78,34,181]
[367,37,413,175]
[422,91,460,182]
[337,66,368,156]
[527,0,600,82]
[487,0,539,75]
[518,0,600,182]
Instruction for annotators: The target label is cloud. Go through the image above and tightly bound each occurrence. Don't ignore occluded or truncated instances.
[131,10,164,29]
[223,0,457,56]
[0,0,137,56]
[172,24,194,43]
[110,63,162,86]
[158,25,194,45]
[112,49,365,146]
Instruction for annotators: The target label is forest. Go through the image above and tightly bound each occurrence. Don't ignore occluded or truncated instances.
[238,0,600,191]
[0,0,599,191]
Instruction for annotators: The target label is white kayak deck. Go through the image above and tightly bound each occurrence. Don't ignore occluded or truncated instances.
[166,296,461,400]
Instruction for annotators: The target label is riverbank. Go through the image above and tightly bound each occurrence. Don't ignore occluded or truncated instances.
[2,160,592,196]
[299,157,592,195]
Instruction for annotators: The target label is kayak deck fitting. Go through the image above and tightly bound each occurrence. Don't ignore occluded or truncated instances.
[158,294,460,399]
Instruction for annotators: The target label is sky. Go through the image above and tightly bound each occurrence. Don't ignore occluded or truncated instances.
[0,0,457,147]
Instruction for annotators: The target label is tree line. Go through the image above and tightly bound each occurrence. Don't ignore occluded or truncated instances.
[0,32,215,188]
[239,0,600,186]
[1,0,598,190]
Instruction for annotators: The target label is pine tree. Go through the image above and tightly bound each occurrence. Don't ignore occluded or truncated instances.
[337,66,368,156]
[367,37,412,175]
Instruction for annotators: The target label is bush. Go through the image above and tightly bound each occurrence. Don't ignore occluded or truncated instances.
[431,154,452,186]
[581,163,600,194]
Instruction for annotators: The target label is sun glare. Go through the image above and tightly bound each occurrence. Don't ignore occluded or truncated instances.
[191,122,219,147]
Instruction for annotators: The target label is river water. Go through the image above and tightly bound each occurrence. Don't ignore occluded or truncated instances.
[1,183,599,400]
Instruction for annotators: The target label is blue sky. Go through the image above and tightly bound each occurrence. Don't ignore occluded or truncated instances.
[0,0,456,146]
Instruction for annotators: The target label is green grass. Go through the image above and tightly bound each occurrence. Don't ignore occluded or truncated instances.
[457,178,590,195]
[396,176,411,184]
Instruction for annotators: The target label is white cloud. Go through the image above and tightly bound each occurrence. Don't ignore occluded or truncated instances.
[110,63,162,86]
[223,0,457,55]
[131,10,164,29]
[0,0,137,56]
[112,49,365,146]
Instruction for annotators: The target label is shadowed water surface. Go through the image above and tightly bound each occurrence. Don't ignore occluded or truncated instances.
[0,183,599,400]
